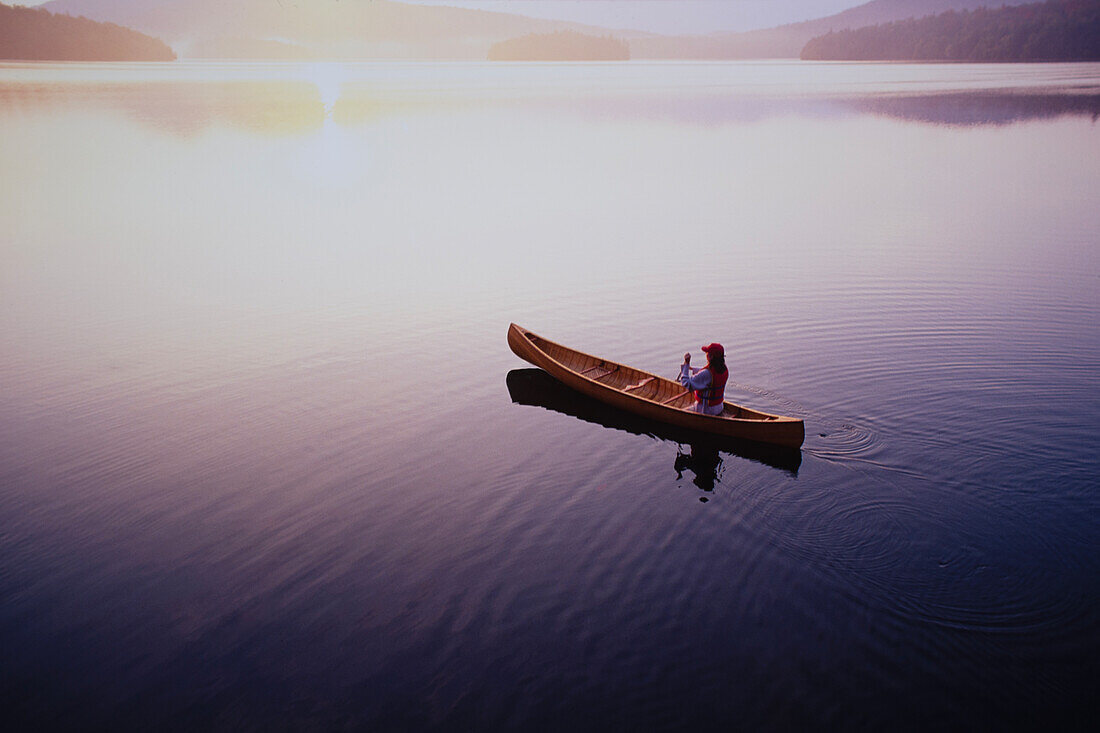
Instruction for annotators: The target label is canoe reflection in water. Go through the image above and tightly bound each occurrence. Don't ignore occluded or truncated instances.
[506,369,801,483]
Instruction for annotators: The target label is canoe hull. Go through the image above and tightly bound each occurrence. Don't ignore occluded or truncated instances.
[508,323,805,448]
[507,368,802,474]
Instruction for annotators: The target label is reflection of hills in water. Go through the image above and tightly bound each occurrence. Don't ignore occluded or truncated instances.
[574,89,1100,127]
[852,91,1100,127]
[0,80,327,137]
[0,76,498,136]
[506,368,801,478]
[3,73,1098,137]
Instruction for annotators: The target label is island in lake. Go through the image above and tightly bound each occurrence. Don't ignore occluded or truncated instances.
[0,2,175,61]
[488,31,629,61]
[802,0,1100,61]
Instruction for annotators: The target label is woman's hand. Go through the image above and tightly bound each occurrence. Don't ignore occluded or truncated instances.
[683,353,691,365]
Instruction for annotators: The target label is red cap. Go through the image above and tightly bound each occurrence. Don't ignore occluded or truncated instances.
[701,342,724,356]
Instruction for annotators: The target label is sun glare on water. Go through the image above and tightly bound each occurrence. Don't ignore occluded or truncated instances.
[305,62,346,117]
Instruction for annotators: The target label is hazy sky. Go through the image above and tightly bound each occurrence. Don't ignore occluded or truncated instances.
[14,1,870,35]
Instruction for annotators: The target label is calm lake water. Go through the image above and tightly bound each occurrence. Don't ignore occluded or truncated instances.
[1,60,1098,730]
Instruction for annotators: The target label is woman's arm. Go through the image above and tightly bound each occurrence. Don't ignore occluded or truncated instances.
[678,362,711,391]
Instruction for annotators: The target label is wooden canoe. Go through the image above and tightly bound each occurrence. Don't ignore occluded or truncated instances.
[507,368,801,474]
[508,323,805,449]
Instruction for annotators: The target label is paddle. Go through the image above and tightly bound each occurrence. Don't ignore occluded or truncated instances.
[670,351,696,404]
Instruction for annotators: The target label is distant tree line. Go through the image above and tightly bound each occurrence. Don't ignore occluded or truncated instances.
[802,0,1100,61]
[488,31,629,61]
[0,2,175,61]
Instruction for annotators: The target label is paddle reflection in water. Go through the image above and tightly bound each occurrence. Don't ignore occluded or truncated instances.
[506,369,801,483]
[673,443,722,493]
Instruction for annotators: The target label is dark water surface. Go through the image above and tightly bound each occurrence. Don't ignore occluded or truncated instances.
[1,61,1098,730]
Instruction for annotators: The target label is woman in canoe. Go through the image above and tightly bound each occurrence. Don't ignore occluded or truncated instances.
[679,343,729,416]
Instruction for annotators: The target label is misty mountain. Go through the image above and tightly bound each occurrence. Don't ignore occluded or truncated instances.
[802,0,1100,61]
[40,0,649,59]
[488,31,630,62]
[38,0,1044,60]
[631,0,1038,59]
[0,1,174,60]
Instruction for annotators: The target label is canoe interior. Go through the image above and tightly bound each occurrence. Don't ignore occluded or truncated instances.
[523,331,777,422]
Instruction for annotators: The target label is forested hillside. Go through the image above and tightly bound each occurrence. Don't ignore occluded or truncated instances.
[40,0,637,60]
[631,0,1035,59]
[0,2,175,61]
[802,0,1100,60]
